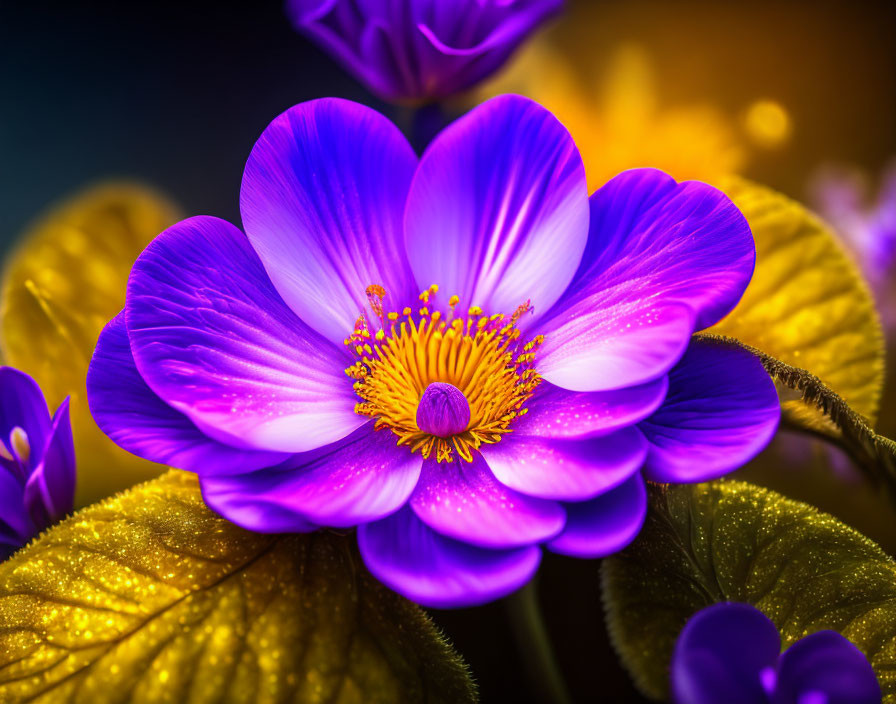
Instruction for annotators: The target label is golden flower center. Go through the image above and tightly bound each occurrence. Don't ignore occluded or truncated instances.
[345,285,543,462]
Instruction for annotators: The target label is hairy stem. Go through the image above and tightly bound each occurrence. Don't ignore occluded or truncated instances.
[695,333,896,504]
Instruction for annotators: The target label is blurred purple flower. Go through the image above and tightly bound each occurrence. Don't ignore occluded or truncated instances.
[0,367,75,560]
[672,602,881,704]
[87,95,779,607]
[286,0,563,102]
[809,161,896,329]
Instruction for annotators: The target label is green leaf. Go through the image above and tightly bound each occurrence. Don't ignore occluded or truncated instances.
[601,480,896,702]
[709,177,884,424]
[0,470,477,704]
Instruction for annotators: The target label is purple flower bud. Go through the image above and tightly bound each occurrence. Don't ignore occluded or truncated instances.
[416,383,471,437]
[286,0,564,103]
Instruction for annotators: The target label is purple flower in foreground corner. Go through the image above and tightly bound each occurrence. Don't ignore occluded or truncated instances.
[286,0,563,103]
[86,94,780,608]
[672,603,881,704]
[0,367,75,560]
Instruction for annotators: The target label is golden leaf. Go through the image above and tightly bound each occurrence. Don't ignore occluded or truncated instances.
[0,470,477,704]
[602,481,896,702]
[1,183,181,506]
[710,177,885,425]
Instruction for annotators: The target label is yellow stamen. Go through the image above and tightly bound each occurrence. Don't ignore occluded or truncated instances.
[347,287,542,463]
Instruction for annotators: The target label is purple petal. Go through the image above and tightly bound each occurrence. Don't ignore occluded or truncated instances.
[357,505,541,608]
[23,398,75,529]
[200,425,421,531]
[536,167,754,392]
[240,98,418,343]
[537,299,695,392]
[413,1,564,97]
[639,339,780,484]
[126,215,364,454]
[513,378,669,439]
[87,312,290,476]
[0,469,31,547]
[404,95,589,320]
[287,1,562,102]
[572,168,755,332]
[481,427,647,501]
[547,473,647,558]
[671,602,781,704]
[0,367,51,470]
[409,452,565,548]
[773,631,881,704]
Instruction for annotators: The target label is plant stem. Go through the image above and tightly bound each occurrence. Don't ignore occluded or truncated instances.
[505,578,573,704]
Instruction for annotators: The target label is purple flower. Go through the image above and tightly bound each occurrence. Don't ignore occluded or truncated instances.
[0,367,76,560]
[286,0,563,102]
[672,602,881,704]
[809,162,896,290]
[86,95,779,607]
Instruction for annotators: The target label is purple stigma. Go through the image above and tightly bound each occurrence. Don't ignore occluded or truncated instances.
[416,383,470,437]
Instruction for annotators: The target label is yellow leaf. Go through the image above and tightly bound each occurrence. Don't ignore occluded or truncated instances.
[0,470,477,704]
[602,481,896,702]
[0,183,182,506]
[710,177,885,425]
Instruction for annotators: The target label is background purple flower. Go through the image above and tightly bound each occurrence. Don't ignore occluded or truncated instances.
[286,0,564,103]
[672,602,881,704]
[87,94,779,608]
[0,367,75,560]
[809,161,896,334]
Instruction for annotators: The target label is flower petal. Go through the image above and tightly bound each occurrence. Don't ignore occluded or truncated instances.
[404,95,589,319]
[537,300,695,392]
[357,505,541,608]
[671,602,781,704]
[773,631,881,704]
[514,378,669,439]
[240,98,418,343]
[200,425,421,530]
[87,312,290,476]
[639,339,780,484]
[126,215,363,454]
[0,367,51,467]
[23,398,75,528]
[482,427,647,501]
[536,167,754,393]
[0,469,30,548]
[574,168,755,332]
[547,473,647,558]
[288,1,562,102]
[409,453,565,548]
[414,1,563,97]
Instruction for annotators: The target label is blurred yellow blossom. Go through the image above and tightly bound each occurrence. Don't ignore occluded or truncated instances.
[477,41,749,190]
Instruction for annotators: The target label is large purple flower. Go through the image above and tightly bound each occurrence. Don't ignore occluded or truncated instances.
[0,367,75,560]
[286,0,563,102]
[87,95,779,607]
[672,602,881,704]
